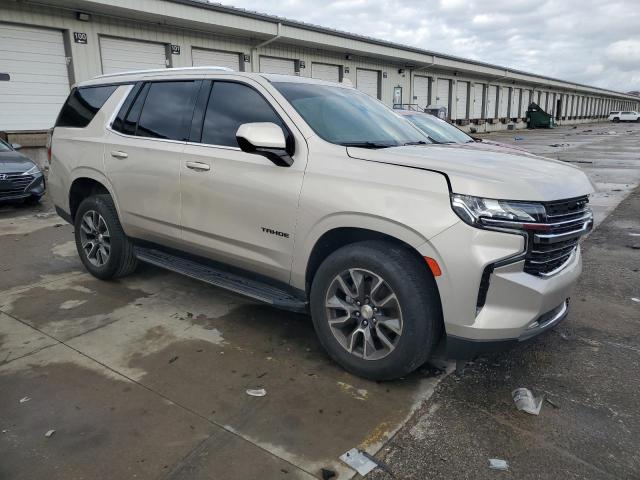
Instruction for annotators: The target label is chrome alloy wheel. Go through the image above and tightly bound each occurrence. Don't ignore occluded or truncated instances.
[79,210,111,267]
[325,268,403,360]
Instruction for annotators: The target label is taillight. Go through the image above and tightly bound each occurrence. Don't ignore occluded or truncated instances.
[46,128,53,163]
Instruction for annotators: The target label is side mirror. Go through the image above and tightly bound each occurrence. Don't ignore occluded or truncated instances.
[236,122,293,167]
[11,143,22,150]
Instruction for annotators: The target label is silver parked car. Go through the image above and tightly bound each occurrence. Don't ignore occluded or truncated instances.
[49,67,594,380]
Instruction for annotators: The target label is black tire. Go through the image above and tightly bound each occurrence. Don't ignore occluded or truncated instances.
[74,194,138,280]
[310,240,442,381]
[613,117,620,123]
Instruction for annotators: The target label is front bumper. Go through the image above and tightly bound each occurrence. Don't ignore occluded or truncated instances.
[0,173,45,201]
[419,220,583,358]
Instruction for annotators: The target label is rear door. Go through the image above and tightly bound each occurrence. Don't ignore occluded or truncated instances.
[179,79,307,282]
[104,80,199,243]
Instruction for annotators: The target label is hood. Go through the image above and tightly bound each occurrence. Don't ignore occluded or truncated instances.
[0,151,38,173]
[347,144,595,201]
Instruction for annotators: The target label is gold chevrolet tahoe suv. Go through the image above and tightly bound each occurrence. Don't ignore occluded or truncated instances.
[49,67,595,380]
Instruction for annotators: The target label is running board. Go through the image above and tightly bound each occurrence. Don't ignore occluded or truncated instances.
[134,247,308,313]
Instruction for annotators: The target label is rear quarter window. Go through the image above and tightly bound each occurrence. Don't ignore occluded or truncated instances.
[55,85,118,128]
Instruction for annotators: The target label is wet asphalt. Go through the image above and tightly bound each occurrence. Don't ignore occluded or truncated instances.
[1,121,639,479]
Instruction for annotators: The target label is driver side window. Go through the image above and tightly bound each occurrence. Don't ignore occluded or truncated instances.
[201,82,285,148]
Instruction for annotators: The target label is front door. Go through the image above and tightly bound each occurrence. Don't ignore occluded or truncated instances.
[179,79,307,283]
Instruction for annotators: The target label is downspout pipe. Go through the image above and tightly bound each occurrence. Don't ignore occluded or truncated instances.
[251,22,282,72]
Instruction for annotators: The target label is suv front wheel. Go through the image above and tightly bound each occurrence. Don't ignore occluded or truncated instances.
[74,194,138,279]
[310,240,442,380]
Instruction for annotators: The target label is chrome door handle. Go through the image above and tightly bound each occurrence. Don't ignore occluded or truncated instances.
[185,161,211,172]
[110,151,128,159]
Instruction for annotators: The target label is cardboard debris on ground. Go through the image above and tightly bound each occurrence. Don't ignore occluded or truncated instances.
[512,388,543,415]
[245,388,266,397]
[489,458,509,471]
[339,448,378,476]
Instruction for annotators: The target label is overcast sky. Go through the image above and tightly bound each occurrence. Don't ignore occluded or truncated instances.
[225,0,639,92]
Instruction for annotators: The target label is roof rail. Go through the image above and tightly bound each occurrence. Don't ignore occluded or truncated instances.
[95,66,235,79]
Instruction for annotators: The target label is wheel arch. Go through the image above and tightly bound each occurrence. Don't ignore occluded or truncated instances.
[68,169,119,222]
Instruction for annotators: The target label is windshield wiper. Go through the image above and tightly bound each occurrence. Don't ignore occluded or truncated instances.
[340,141,394,149]
[402,140,429,146]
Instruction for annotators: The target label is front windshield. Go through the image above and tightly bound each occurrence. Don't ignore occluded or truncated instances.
[0,139,12,152]
[273,82,430,148]
[405,113,474,144]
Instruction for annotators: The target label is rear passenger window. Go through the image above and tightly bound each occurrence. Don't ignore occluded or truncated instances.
[201,82,285,147]
[56,85,118,128]
[136,81,199,141]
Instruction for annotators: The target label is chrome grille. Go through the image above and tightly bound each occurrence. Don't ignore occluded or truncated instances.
[524,196,592,276]
[0,172,35,199]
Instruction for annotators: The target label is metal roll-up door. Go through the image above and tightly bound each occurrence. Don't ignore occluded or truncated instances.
[100,37,167,74]
[192,48,240,70]
[259,57,296,75]
[312,63,340,83]
[498,87,509,118]
[455,81,468,119]
[548,93,555,116]
[487,85,498,119]
[510,88,520,118]
[471,83,484,119]
[0,23,70,130]
[540,92,547,112]
[413,76,430,109]
[356,69,380,99]
[521,90,530,116]
[436,78,450,114]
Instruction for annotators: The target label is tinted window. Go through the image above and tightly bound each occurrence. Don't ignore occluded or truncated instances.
[118,83,149,136]
[201,82,285,147]
[136,82,199,141]
[56,85,118,128]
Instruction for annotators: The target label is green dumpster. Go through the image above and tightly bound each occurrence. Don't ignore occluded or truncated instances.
[526,102,555,129]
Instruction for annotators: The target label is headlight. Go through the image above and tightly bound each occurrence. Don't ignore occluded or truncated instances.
[451,194,545,230]
[22,164,41,176]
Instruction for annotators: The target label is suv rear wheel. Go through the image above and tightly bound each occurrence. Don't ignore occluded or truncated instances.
[613,117,620,123]
[74,194,137,279]
[310,240,442,380]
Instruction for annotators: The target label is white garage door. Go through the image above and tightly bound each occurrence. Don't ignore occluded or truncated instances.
[498,87,510,118]
[260,57,296,75]
[100,37,166,74]
[455,81,468,119]
[539,92,547,112]
[413,76,430,109]
[486,85,498,119]
[0,23,70,131]
[356,69,380,99]
[192,48,239,70]
[471,84,483,119]
[312,63,340,83]
[510,88,520,118]
[436,79,450,114]
[521,90,530,116]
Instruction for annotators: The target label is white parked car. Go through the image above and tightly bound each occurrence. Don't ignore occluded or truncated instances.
[49,67,595,380]
[608,111,640,122]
